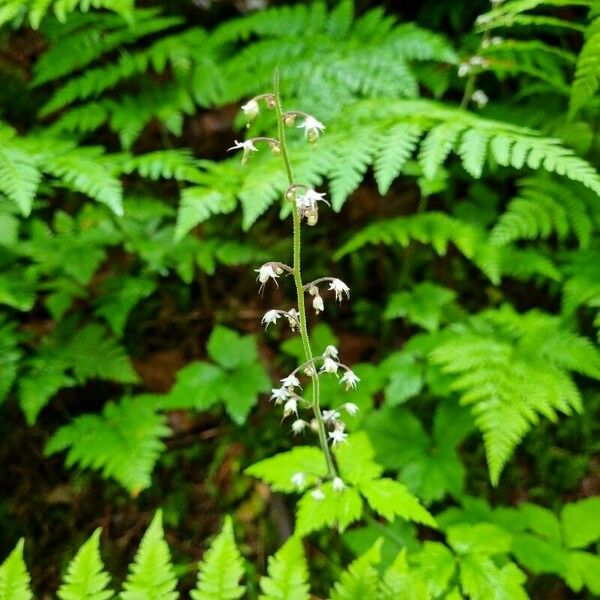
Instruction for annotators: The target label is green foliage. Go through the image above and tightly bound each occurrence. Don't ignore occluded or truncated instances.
[57,530,113,600]
[45,396,171,494]
[259,536,309,600]
[0,541,32,600]
[191,516,244,600]
[570,16,600,117]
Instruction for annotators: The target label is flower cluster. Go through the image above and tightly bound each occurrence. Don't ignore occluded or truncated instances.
[229,75,361,493]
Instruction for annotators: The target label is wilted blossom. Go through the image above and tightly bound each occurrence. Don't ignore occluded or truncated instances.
[340,369,360,390]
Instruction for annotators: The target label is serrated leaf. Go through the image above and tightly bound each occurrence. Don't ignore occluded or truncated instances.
[58,530,114,600]
[259,536,309,600]
[207,326,257,370]
[334,432,383,486]
[329,540,381,600]
[0,540,33,600]
[0,147,40,217]
[459,555,528,600]
[121,511,178,600]
[561,497,600,549]
[192,517,244,600]
[447,523,512,556]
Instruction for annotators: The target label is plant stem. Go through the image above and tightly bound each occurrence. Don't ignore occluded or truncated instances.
[273,68,338,478]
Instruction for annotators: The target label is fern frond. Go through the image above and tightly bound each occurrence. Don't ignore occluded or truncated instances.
[570,17,600,117]
[45,395,170,494]
[0,144,41,217]
[58,529,113,600]
[0,540,32,600]
[329,541,381,600]
[121,511,178,600]
[191,516,244,600]
[259,537,309,600]
[122,150,202,182]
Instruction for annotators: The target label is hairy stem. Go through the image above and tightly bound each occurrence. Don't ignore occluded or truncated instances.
[273,68,337,478]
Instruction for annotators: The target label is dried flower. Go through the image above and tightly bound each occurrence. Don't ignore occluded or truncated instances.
[328,278,350,302]
[291,419,307,434]
[241,99,259,120]
[332,477,345,492]
[320,357,339,374]
[281,373,301,389]
[323,345,339,360]
[291,472,306,489]
[261,310,281,328]
[329,429,348,446]
[298,115,325,141]
[311,488,325,501]
[343,402,359,416]
[340,369,360,390]
[286,308,299,331]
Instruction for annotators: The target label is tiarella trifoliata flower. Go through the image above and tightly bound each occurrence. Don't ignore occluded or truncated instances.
[291,419,307,434]
[343,402,359,416]
[286,309,299,331]
[470,55,488,67]
[241,99,259,119]
[320,357,339,374]
[298,115,325,141]
[328,279,350,302]
[255,263,279,285]
[261,310,281,328]
[313,294,324,314]
[281,373,301,389]
[332,477,345,492]
[329,429,348,446]
[227,139,259,162]
[340,369,360,390]
[458,63,471,78]
[291,472,306,489]
[471,90,489,108]
[270,387,289,404]
[297,189,328,211]
[322,409,340,422]
[283,398,298,417]
[311,488,325,501]
[323,345,339,360]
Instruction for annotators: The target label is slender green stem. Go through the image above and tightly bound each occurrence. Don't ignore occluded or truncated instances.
[273,68,337,478]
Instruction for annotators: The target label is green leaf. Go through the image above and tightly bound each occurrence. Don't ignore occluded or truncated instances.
[459,555,528,600]
[259,536,309,600]
[158,362,224,411]
[58,530,114,600]
[207,326,257,370]
[296,483,363,536]
[246,447,327,493]
[19,369,74,425]
[46,395,170,494]
[218,363,270,425]
[447,523,512,556]
[0,147,40,217]
[175,188,236,241]
[191,516,244,600]
[561,497,600,549]
[329,540,381,600]
[378,550,430,600]
[359,478,436,528]
[121,512,178,600]
[0,540,33,600]
[411,542,456,598]
[334,432,383,486]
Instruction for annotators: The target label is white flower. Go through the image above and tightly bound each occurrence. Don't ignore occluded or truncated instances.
[313,294,324,314]
[491,36,503,46]
[227,139,258,153]
[340,370,360,390]
[471,89,489,108]
[469,55,488,67]
[475,14,492,26]
[311,488,325,501]
[283,398,298,417]
[270,387,289,404]
[320,357,339,374]
[241,99,259,119]
[458,63,471,78]
[343,402,359,416]
[322,409,340,422]
[281,374,301,389]
[298,115,325,141]
[329,429,348,446]
[332,477,345,492]
[291,419,307,434]
[328,279,350,302]
[291,472,306,489]
[323,345,339,360]
[297,189,328,211]
[286,308,299,331]
[255,263,279,285]
[261,310,281,328]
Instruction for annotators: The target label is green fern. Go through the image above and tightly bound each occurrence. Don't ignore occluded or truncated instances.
[191,516,245,600]
[430,306,600,484]
[121,511,178,600]
[57,530,113,600]
[0,540,32,600]
[569,16,600,116]
[259,537,309,600]
[45,395,171,494]
[329,541,381,600]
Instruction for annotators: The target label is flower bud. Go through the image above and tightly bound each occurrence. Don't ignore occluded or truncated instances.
[284,113,296,126]
[241,99,259,120]
[313,293,324,314]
